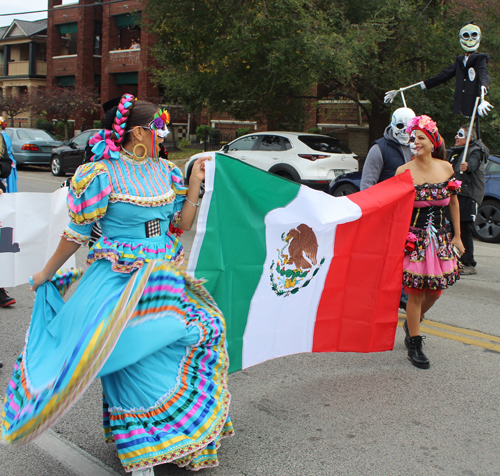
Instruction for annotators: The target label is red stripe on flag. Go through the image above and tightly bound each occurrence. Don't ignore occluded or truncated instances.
[312,171,415,353]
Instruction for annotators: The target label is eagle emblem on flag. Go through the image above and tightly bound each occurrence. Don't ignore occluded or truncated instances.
[269,224,325,297]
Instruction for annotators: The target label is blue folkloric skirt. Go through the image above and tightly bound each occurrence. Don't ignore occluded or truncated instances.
[1,260,233,472]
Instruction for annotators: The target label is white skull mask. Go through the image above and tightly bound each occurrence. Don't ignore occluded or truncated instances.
[391,107,416,145]
[459,24,481,53]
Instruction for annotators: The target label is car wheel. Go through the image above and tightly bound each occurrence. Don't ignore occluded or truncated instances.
[273,171,294,181]
[474,199,500,243]
[51,156,65,176]
[332,183,359,197]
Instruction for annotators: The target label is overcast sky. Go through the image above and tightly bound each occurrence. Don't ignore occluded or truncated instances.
[0,0,77,27]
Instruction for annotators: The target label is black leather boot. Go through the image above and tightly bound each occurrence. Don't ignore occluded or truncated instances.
[407,335,430,369]
[403,316,425,346]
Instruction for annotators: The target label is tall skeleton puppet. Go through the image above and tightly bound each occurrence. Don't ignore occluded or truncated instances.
[385,22,493,118]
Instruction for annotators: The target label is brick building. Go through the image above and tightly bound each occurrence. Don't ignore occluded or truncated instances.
[45,0,368,154]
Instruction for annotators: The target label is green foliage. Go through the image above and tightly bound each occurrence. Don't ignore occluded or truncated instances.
[36,119,55,135]
[236,127,252,137]
[148,0,500,143]
[178,138,191,149]
[196,125,212,142]
[307,127,322,134]
[93,120,102,129]
[55,121,74,140]
[195,125,221,142]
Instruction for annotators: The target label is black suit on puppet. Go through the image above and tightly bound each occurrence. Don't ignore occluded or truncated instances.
[423,53,490,117]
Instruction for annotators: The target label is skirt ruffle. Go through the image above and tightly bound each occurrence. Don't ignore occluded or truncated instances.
[403,245,460,291]
[1,260,232,472]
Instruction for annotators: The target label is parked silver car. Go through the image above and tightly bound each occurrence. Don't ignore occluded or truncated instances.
[3,128,63,166]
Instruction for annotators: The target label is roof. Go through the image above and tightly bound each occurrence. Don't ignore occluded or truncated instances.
[0,19,47,40]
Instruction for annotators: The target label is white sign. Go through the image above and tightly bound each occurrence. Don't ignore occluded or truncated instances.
[0,188,75,287]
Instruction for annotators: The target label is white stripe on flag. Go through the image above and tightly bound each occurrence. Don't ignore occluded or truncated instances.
[242,186,362,369]
[186,155,216,275]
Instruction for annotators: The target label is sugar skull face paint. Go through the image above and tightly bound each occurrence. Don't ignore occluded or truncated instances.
[409,130,418,155]
[459,24,481,53]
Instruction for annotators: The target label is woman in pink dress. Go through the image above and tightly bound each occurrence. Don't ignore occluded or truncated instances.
[396,116,465,369]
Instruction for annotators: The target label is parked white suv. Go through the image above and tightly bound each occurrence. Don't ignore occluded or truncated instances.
[184,131,358,192]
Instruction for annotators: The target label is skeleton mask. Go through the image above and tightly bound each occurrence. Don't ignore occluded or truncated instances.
[459,24,481,53]
[391,107,416,145]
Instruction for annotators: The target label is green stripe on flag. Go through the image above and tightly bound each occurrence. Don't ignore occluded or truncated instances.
[195,153,301,372]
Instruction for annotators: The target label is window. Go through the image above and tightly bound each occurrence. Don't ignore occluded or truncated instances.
[486,158,500,175]
[58,23,78,56]
[20,44,29,61]
[257,135,284,152]
[229,135,259,151]
[57,75,76,87]
[298,135,352,154]
[17,129,54,141]
[283,138,292,150]
[94,21,102,55]
[114,72,138,85]
[36,45,47,61]
[72,131,91,146]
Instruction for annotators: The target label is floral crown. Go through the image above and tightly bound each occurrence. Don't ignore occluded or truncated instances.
[152,109,170,131]
[406,115,443,148]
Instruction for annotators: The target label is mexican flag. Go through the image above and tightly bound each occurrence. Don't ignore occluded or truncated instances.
[188,153,414,373]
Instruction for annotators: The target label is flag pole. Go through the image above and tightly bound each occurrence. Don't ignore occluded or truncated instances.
[460,96,480,174]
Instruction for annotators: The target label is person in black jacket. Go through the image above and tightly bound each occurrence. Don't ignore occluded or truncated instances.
[448,125,487,275]
[385,22,493,117]
[0,133,17,307]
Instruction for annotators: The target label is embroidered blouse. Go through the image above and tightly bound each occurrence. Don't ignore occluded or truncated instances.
[61,155,189,273]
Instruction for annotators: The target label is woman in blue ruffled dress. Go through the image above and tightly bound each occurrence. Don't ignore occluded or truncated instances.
[1,95,233,475]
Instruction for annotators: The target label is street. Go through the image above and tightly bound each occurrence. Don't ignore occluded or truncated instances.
[1,166,500,476]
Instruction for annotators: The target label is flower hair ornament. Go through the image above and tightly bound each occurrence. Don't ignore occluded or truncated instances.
[406,115,443,150]
[0,116,6,129]
[89,93,136,161]
[150,109,170,159]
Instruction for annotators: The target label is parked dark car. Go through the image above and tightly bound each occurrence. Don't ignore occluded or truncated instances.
[328,155,500,243]
[328,171,361,197]
[50,129,100,176]
[3,128,63,166]
[473,154,500,243]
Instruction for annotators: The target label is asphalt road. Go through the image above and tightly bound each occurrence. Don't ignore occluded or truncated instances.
[1,166,499,476]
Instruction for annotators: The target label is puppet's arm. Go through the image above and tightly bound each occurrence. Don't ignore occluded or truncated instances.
[384,81,426,103]
[478,86,493,116]
[385,62,456,104]
[477,57,493,116]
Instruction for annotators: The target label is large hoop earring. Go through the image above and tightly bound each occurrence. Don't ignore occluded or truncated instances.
[133,143,148,160]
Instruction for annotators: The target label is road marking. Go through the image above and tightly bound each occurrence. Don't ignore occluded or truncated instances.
[34,429,121,476]
[398,314,500,352]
